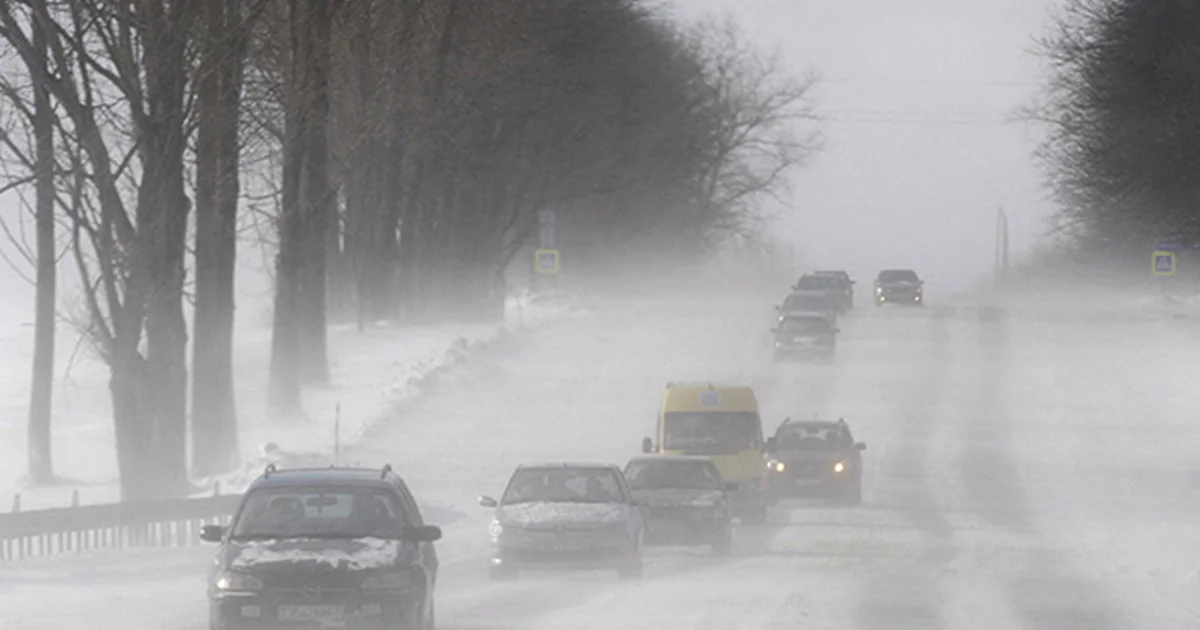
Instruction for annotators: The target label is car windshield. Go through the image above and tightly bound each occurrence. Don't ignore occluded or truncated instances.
[878,270,919,283]
[794,275,836,289]
[624,460,722,491]
[783,293,829,310]
[779,317,829,334]
[502,467,626,505]
[777,425,852,450]
[231,487,408,540]
[662,412,761,454]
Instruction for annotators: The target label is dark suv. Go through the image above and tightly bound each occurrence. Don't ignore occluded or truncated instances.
[201,465,442,630]
[874,269,923,307]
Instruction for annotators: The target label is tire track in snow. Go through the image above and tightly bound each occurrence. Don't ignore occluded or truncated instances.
[962,312,1127,629]
[846,307,958,630]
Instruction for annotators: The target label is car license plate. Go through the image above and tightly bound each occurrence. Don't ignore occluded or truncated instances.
[278,605,345,625]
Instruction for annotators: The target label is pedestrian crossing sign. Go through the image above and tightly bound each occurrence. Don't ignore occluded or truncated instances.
[535,249,560,274]
[1152,251,1175,276]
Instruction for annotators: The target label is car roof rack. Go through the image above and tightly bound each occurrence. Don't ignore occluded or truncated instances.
[263,462,277,478]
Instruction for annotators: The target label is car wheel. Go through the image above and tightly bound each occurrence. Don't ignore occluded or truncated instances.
[421,596,436,630]
[712,527,733,555]
[844,483,862,505]
[617,554,643,580]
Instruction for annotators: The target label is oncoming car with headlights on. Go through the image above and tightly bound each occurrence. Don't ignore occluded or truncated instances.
[623,455,734,554]
[479,463,645,580]
[763,418,866,504]
[201,464,442,630]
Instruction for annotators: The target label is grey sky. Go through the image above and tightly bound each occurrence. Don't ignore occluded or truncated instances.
[668,0,1058,291]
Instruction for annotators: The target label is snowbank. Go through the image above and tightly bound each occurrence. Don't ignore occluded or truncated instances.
[0,291,587,511]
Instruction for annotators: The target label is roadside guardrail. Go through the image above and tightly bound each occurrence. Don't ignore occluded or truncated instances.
[0,485,240,562]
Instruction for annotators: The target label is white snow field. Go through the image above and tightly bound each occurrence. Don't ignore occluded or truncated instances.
[0,292,577,510]
[3,283,1200,629]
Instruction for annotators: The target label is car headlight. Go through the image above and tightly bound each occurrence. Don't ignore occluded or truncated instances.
[833,461,845,473]
[767,459,786,473]
[361,571,414,591]
[875,287,883,293]
[214,570,263,592]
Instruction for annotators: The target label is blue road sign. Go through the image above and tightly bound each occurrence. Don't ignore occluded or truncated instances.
[534,248,560,274]
[1153,251,1175,276]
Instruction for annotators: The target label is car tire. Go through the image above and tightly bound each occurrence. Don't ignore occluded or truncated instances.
[844,483,862,505]
[416,597,436,630]
[617,555,643,580]
[712,527,733,555]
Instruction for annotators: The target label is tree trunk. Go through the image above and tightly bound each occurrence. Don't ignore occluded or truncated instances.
[110,347,161,501]
[192,0,243,477]
[268,4,307,417]
[26,12,55,483]
[139,18,192,498]
[297,0,332,385]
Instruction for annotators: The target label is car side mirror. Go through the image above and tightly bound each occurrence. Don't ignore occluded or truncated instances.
[404,525,442,543]
[770,327,780,334]
[478,495,498,508]
[200,524,226,543]
[764,437,778,453]
[774,305,781,311]
[641,437,653,453]
[854,442,866,451]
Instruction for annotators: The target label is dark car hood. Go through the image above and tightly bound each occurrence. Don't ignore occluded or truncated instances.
[877,280,920,288]
[223,537,409,577]
[630,488,724,508]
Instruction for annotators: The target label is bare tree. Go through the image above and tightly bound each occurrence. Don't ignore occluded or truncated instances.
[0,0,199,500]
[28,7,56,483]
[269,0,336,417]
[1033,0,1200,254]
[192,0,258,476]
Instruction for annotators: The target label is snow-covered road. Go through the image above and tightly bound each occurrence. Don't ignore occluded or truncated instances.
[4,288,1200,629]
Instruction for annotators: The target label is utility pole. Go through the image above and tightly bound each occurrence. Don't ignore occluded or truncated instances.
[995,206,1010,284]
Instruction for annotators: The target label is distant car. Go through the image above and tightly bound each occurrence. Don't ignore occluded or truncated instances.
[790,274,849,313]
[811,270,855,310]
[763,418,866,504]
[479,463,645,581]
[623,455,734,555]
[874,269,923,306]
[201,464,442,630]
[771,313,837,363]
[776,291,838,325]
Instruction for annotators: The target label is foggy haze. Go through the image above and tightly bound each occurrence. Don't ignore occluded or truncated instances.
[3,0,1200,629]
[671,0,1055,292]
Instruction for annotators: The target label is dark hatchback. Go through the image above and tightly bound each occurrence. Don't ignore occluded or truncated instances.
[201,465,442,630]
[771,313,838,363]
[623,455,734,554]
[763,419,866,504]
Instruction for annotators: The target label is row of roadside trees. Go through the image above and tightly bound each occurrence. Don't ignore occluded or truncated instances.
[0,0,817,501]
[1033,0,1200,265]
